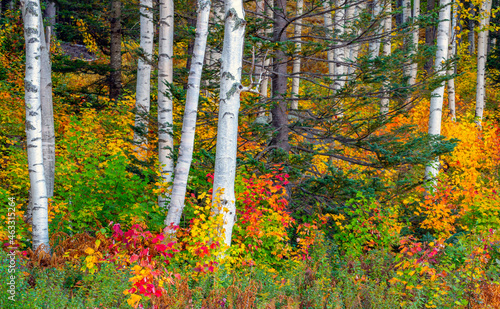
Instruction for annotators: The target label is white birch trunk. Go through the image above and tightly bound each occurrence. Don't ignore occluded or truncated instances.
[345,2,356,77]
[447,0,456,120]
[164,0,211,232]
[158,0,174,209]
[39,9,55,198]
[291,0,303,109]
[347,2,363,76]
[368,0,383,58]
[323,0,335,87]
[409,0,420,85]
[475,0,492,126]
[402,0,411,24]
[211,0,246,247]
[402,0,412,83]
[256,0,273,123]
[44,1,56,38]
[334,0,346,91]
[425,0,451,184]
[380,0,392,115]
[133,0,154,153]
[22,0,50,253]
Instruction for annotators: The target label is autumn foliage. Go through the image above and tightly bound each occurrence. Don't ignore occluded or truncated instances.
[1,4,500,309]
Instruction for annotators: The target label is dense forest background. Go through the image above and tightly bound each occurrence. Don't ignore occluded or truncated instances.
[1,0,500,307]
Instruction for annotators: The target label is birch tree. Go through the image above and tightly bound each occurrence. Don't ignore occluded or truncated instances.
[347,2,365,77]
[425,0,451,184]
[133,0,154,153]
[211,0,246,246]
[402,0,419,88]
[475,0,493,126]
[334,0,347,91]
[447,0,457,120]
[255,0,272,124]
[164,0,210,232]
[44,1,56,38]
[380,0,392,115]
[40,4,55,198]
[22,0,50,253]
[291,0,303,110]
[368,0,383,58]
[409,0,420,85]
[323,0,335,90]
[158,0,174,209]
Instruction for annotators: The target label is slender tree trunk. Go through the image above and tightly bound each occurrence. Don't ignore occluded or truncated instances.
[22,0,50,253]
[368,0,383,58]
[211,0,246,247]
[447,0,456,120]
[345,2,355,76]
[256,0,273,123]
[184,12,197,75]
[425,0,451,185]
[334,0,346,91]
[270,0,290,152]
[133,0,154,154]
[323,0,334,88]
[409,0,420,86]
[291,0,303,110]
[347,2,365,77]
[380,0,392,115]
[109,0,122,100]
[402,0,411,83]
[158,0,174,210]
[424,0,436,75]
[43,1,56,38]
[40,7,54,198]
[164,0,210,232]
[475,0,492,127]
[402,0,411,24]
[402,0,418,87]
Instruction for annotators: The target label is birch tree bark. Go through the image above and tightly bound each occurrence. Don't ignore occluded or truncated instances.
[22,0,50,253]
[291,0,303,110]
[323,0,335,89]
[475,0,492,126]
[334,0,346,91]
[447,0,457,120]
[109,0,122,100]
[368,0,383,58]
[255,0,273,123]
[425,0,451,185]
[409,0,420,86]
[158,0,177,210]
[402,0,411,25]
[44,1,56,38]
[158,0,175,210]
[133,0,154,154]
[211,0,246,247]
[402,0,419,87]
[164,0,210,232]
[347,2,365,77]
[380,0,392,115]
[40,6,54,198]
